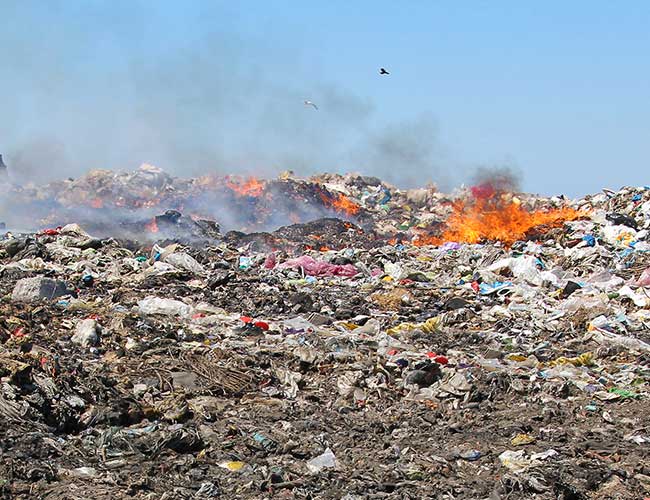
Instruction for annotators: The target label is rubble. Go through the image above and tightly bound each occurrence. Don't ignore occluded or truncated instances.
[0,168,649,498]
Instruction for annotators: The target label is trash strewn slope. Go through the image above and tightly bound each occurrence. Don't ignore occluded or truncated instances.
[1,171,649,499]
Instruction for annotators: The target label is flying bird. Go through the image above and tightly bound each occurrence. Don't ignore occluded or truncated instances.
[304,100,318,110]
[379,68,390,75]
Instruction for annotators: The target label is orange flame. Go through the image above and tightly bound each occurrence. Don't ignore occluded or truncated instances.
[90,198,104,209]
[144,218,159,233]
[226,176,265,197]
[414,196,585,246]
[319,191,360,216]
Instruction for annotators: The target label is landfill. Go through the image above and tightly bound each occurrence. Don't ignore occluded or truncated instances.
[1,166,649,499]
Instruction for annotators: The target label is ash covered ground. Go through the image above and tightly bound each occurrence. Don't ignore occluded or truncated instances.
[0,166,649,499]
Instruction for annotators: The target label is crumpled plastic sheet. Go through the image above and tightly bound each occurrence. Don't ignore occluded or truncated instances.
[635,267,650,287]
[278,255,358,277]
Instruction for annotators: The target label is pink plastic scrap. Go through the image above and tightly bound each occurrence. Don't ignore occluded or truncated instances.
[263,253,277,269]
[278,255,359,277]
[635,267,650,287]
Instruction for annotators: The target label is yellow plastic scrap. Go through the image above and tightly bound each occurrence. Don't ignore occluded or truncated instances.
[616,232,636,247]
[511,433,536,446]
[219,461,246,471]
[505,354,528,362]
[545,352,594,368]
[387,316,441,335]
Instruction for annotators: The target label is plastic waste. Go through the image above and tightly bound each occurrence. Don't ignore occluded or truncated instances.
[219,461,246,472]
[387,317,441,335]
[601,225,637,247]
[137,296,193,317]
[635,267,650,287]
[511,433,536,446]
[278,255,358,277]
[263,253,276,269]
[71,318,100,347]
[307,447,338,473]
[164,252,205,274]
[499,449,558,473]
[459,449,481,461]
[588,316,650,352]
[582,234,596,246]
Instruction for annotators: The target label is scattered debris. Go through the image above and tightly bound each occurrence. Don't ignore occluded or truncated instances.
[1,170,649,497]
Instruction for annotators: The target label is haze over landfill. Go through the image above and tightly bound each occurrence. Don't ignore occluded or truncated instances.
[1,2,649,195]
[1,2,649,500]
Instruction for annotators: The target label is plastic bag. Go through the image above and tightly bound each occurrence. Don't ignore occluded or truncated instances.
[137,296,192,317]
[164,253,205,274]
[307,448,338,472]
[635,267,650,287]
[279,256,358,277]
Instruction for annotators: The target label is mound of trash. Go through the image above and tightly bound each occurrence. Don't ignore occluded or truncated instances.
[1,171,649,498]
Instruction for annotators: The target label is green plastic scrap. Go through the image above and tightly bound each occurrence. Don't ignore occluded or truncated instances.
[607,387,640,400]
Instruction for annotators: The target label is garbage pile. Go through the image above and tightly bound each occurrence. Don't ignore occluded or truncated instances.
[1,171,649,499]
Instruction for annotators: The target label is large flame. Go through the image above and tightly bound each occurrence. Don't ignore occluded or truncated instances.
[225,176,265,197]
[414,188,585,246]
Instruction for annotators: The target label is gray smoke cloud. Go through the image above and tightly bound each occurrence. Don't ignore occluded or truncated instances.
[0,2,470,190]
[470,165,522,192]
[349,115,453,190]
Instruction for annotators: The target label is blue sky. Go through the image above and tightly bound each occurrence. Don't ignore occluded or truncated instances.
[1,1,649,196]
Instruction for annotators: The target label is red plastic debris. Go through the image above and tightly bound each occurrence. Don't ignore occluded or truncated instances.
[12,327,26,338]
[40,227,62,236]
[471,281,480,292]
[240,315,253,323]
[387,348,399,356]
[254,321,270,331]
[263,253,277,269]
[426,351,448,364]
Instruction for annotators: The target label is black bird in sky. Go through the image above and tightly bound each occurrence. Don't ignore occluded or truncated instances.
[379,68,390,75]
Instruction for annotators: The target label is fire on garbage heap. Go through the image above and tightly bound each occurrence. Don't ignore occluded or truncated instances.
[1,165,650,499]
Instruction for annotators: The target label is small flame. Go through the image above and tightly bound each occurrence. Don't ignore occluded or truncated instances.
[319,191,360,216]
[90,198,103,209]
[226,176,265,197]
[145,218,159,233]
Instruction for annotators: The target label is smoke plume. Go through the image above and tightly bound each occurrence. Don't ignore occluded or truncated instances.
[0,2,461,189]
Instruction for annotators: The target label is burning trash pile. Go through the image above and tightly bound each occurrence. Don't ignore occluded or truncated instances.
[1,166,650,498]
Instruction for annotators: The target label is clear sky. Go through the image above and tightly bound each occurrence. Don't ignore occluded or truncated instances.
[1,1,649,196]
